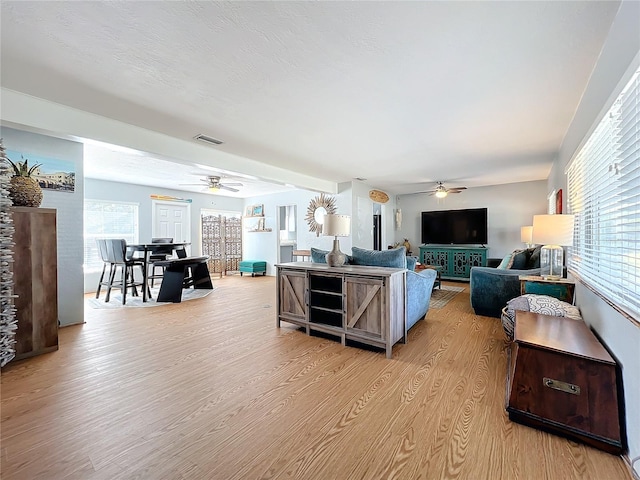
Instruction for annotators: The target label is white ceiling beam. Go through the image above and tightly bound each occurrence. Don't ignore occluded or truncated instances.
[0,88,338,194]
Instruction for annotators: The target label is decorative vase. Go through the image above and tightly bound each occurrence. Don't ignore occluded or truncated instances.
[403,239,411,254]
[9,176,43,207]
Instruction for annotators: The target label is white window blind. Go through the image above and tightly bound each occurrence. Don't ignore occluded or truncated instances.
[83,200,139,272]
[548,189,557,214]
[567,67,640,319]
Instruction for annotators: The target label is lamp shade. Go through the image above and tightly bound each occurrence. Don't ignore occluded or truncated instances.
[323,214,351,237]
[532,214,575,246]
[520,226,533,244]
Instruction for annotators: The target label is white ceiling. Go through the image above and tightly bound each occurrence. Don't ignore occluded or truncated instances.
[0,1,621,196]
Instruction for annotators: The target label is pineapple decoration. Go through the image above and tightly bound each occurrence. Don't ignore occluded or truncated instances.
[6,152,43,207]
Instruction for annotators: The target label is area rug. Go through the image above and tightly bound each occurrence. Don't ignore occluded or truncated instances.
[87,287,214,309]
[430,285,465,309]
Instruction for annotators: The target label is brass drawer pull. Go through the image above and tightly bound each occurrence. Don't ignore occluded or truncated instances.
[544,377,580,395]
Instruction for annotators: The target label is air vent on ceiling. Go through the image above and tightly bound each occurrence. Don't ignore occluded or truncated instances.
[194,134,224,146]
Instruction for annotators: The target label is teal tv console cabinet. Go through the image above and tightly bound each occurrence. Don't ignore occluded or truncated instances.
[419,245,487,280]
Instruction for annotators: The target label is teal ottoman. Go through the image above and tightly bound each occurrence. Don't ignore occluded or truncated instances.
[239,260,267,277]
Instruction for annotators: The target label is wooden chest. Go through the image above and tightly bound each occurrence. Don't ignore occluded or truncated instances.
[506,311,624,454]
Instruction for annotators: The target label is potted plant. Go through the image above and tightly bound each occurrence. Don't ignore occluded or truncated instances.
[6,155,43,207]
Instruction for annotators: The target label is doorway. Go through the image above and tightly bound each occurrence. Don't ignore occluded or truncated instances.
[373,203,382,250]
[277,205,298,262]
[152,200,191,253]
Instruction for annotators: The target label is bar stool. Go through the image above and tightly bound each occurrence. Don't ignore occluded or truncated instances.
[292,249,311,261]
[96,238,147,304]
[148,237,173,287]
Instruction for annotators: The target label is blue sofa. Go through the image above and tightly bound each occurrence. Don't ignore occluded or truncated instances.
[311,246,438,329]
[469,246,542,318]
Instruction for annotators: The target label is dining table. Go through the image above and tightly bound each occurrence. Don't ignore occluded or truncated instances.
[126,242,190,302]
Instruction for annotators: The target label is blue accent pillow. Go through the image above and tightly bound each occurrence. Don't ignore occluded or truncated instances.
[310,247,328,263]
[351,246,407,268]
[508,249,528,269]
[497,253,513,269]
[526,245,542,269]
[406,256,418,271]
[310,247,351,264]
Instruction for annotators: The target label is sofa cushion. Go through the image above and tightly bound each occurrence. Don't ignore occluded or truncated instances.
[406,256,418,271]
[351,246,407,269]
[497,253,513,269]
[508,249,528,269]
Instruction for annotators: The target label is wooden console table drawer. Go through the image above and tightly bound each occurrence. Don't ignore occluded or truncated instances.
[506,311,624,454]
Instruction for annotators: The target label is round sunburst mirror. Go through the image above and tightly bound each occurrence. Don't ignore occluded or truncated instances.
[305,193,337,236]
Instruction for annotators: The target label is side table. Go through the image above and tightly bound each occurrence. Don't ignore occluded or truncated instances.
[519,275,575,304]
[506,311,624,454]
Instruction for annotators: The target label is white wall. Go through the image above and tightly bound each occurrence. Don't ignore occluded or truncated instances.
[1,126,85,326]
[242,180,397,275]
[84,178,243,291]
[396,180,547,260]
[548,1,640,472]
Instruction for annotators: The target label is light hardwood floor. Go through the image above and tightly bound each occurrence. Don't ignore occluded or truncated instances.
[1,276,631,479]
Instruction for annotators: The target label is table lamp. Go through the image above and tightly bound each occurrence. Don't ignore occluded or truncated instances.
[323,214,351,267]
[520,225,533,248]
[532,214,575,280]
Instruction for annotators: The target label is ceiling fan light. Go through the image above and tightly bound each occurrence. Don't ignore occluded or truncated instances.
[435,190,447,198]
[208,186,220,192]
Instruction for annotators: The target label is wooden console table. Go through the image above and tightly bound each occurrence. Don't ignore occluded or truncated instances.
[506,311,624,454]
[276,262,407,358]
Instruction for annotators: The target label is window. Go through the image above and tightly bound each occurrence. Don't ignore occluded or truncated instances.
[567,67,640,319]
[84,200,139,272]
[548,189,557,214]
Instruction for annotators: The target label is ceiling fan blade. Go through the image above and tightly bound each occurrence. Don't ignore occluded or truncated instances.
[447,187,467,191]
[221,182,243,187]
[179,183,209,186]
[219,185,240,192]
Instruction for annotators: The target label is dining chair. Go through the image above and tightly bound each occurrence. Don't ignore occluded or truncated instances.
[148,237,174,287]
[97,239,147,304]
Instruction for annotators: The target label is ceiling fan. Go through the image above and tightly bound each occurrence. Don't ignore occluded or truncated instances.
[418,181,467,198]
[180,175,243,193]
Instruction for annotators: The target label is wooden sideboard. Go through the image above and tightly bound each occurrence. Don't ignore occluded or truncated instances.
[506,311,623,454]
[11,207,58,361]
[276,262,407,358]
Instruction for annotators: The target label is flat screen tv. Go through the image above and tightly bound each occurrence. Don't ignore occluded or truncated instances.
[421,208,488,245]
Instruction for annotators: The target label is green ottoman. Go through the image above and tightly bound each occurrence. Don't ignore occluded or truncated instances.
[239,260,267,277]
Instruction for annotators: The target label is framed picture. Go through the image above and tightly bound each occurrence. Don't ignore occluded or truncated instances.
[6,150,76,192]
[252,204,264,216]
[556,189,563,214]
[245,206,254,217]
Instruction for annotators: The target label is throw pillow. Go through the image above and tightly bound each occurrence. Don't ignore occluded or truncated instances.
[310,247,352,264]
[501,294,582,340]
[310,247,328,264]
[406,256,418,271]
[496,253,513,269]
[526,245,542,269]
[507,249,528,269]
[351,246,407,269]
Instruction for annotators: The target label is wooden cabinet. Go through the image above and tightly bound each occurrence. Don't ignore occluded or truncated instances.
[11,207,58,361]
[419,245,486,280]
[276,262,406,358]
[506,311,623,454]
